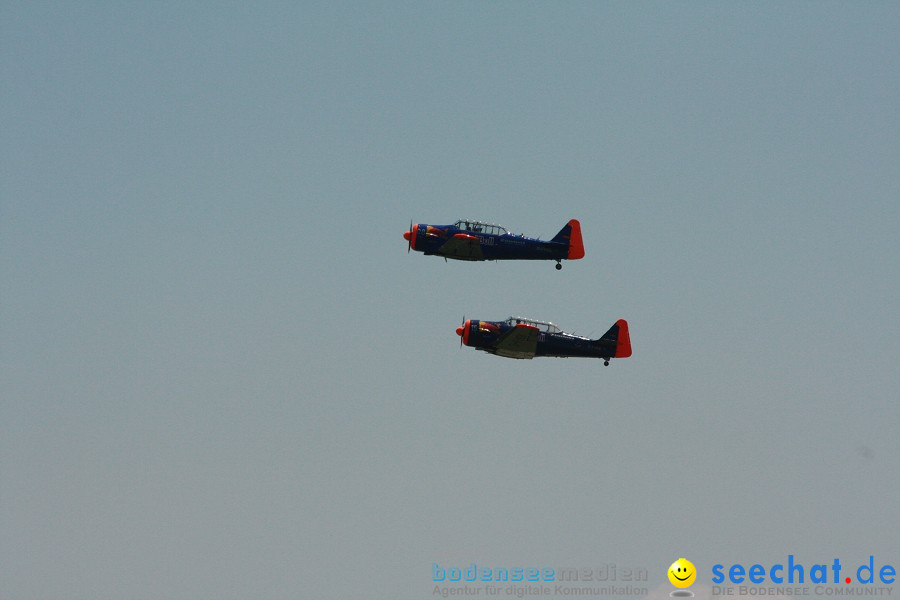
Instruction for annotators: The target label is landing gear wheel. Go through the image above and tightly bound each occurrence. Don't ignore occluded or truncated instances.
[555,261,562,270]
[603,360,610,366]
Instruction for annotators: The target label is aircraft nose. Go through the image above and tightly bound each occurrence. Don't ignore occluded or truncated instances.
[404,223,418,251]
[456,319,471,346]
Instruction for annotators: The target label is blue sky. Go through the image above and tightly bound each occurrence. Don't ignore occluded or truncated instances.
[2,3,898,599]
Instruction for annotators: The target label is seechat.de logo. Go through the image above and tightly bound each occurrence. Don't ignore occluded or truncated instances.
[711,556,897,585]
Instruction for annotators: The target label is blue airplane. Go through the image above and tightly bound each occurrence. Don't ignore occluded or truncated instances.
[455,316,632,365]
[404,219,584,269]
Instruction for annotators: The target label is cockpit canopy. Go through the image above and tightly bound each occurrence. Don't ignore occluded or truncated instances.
[454,220,508,236]
[504,316,561,333]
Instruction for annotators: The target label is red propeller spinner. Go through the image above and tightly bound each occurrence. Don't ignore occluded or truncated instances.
[455,318,470,347]
[403,222,417,252]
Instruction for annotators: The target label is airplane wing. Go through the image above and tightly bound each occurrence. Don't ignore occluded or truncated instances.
[436,233,484,260]
[493,323,540,359]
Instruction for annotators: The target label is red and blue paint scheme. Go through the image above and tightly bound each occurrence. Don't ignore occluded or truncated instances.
[404,219,585,270]
[455,317,631,365]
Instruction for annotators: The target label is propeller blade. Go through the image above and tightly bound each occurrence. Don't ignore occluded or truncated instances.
[408,220,413,253]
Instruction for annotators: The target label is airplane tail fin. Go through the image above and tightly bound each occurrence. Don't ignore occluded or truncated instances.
[596,319,632,358]
[550,219,585,260]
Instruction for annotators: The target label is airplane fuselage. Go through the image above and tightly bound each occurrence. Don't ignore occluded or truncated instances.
[419,228,564,261]
[405,219,584,267]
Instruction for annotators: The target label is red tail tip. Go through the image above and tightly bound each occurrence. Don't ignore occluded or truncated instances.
[567,219,585,260]
[615,319,632,358]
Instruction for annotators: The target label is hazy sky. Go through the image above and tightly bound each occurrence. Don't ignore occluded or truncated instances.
[2,3,898,599]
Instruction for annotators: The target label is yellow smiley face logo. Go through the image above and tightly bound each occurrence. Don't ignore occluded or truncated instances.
[668,558,697,588]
